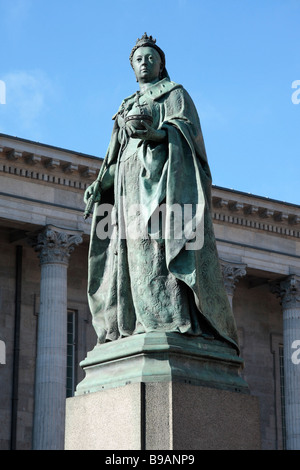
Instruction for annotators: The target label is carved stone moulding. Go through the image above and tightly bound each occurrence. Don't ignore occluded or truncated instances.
[5,149,23,161]
[212,195,299,226]
[23,153,42,165]
[212,197,228,209]
[28,225,83,265]
[80,167,97,178]
[62,163,79,174]
[243,204,259,216]
[220,259,247,296]
[258,208,274,219]
[270,275,300,310]
[44,158,60,170]
[0,144,100,180]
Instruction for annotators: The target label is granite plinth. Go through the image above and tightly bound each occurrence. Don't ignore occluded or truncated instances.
[65,381,261,450]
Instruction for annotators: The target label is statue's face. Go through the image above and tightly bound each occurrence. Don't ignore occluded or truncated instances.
[132,46,162,84]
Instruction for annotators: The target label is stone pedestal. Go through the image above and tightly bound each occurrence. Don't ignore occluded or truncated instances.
[65,381,260,450]
[65,332,261,450]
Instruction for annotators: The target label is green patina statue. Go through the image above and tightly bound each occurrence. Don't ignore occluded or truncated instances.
[84,34,239,352]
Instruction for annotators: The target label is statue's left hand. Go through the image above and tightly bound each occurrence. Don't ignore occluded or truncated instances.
[126,120,166,143]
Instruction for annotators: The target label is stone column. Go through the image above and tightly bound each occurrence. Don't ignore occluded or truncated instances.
[271,275,300,450]
[30,225,82,450]
[220,259,247,308]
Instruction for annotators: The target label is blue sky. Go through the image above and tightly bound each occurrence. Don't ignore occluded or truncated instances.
[0,0,299,204]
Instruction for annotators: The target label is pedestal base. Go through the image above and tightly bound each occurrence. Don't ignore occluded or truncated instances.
[65,332,260,450]
[75,332,249,395]
[65,381,261,450]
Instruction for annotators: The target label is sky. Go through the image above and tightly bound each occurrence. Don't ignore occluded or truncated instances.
[0,0,299,205]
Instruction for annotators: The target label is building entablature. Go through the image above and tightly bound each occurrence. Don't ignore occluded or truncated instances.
[0,133,101,188]
[0,134,101,237]
[212,186,300,239]
[212,186,300,279]
[0,134,299,277]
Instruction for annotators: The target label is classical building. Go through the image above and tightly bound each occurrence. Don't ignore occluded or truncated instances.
[0,132,299,450]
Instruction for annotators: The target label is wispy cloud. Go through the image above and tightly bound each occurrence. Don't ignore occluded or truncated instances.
[0,70,57,138]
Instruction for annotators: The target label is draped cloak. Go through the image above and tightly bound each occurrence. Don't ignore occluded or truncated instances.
[87,78,239,352]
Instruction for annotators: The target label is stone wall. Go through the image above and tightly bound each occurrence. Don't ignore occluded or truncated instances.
[0,230,95,450]
[0,227,285,450]
[234,278,283,449]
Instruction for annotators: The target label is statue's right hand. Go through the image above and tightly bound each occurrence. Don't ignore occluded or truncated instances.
[83,181,101,205]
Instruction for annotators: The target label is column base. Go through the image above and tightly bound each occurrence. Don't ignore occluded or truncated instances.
[65,381,261,450]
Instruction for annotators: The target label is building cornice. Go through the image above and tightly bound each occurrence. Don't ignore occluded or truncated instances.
[212,184,300,210]
[212,187,300,240]
[0,134,101,191]
[0,134,299,240]
[0,133,99,161]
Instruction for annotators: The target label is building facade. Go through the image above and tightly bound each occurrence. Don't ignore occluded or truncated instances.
[0,133,299,450]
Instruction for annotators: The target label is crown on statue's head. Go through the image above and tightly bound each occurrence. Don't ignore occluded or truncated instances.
[136,33,157,46]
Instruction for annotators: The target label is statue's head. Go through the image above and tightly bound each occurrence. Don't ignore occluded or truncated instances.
[129,33,169,81]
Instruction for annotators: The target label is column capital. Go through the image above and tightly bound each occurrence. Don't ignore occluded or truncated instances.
[270,275,300,310]
[28,225,83,265]
[220,259,247,297]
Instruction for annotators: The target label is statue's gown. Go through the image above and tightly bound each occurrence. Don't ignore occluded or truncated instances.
[87,78,239,351]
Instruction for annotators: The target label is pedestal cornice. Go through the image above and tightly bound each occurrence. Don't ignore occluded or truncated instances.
[76,332,249,396]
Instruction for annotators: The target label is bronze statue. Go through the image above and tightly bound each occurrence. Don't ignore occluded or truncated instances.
[84,34,239,352]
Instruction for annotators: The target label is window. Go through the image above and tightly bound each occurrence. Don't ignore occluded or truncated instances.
[66,310,77,398]
[0,340,5,364]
